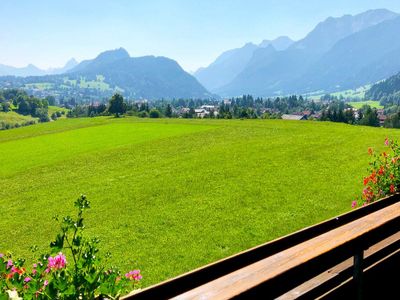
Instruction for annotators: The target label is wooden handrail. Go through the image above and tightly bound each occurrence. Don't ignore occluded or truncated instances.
[172,201,400,299]
[277,231,400,299]
[125,195,400,299]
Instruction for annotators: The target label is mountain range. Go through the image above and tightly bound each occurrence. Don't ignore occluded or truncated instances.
[195,8,400,97]
[194,36,294,91]
[0,48,212,100]
[2,8,400,99]
[66,48,211,99]
[0,58,78,77]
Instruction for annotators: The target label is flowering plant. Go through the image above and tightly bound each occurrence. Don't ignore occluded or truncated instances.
[0,195,141,299]
[353,138,400,208]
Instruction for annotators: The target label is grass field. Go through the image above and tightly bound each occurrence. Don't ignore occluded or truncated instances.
[329,85,371,99]
[63,76,111,91]
[24,83,54,90]
[0,117,399,287]
[0,107,69,128]
[0,111,37,126]
[348,100,383,109]
[306,84,371,101]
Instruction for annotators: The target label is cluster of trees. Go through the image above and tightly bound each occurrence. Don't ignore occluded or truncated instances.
[112,94,163,118]
[217,95,322,119]
[66,94,164,119]
[67,103,107,118]
[0,89,50,122]
[382,106,400,128]
[366,72,400,105]
[377,92,400,107]
[0,89,26,112]
[16,97,50,122]
[50,110,65,121]
[320,101,380,127]
[67,94,167,119]
[320,101,355,124]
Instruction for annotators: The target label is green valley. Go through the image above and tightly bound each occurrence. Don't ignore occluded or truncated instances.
[0,117,397,287]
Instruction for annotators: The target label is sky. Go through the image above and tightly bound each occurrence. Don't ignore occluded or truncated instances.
[1,0,400,72]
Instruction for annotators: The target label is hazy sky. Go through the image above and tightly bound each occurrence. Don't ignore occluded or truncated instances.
[1,0,400,72]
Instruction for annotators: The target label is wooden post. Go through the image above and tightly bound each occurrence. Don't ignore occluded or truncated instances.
[353,249,364,300]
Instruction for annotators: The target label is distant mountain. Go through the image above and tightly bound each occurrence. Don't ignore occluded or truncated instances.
[194,43,258,91]
[65,48,211,99]
[259,36,294,50]
[194,37,294,91]
[0,64,46,77]
[291,8,398,54]
[293,16,400,93]
[69,48,130,73]
[0,58,79,77]
[216,9,399,96]
[49,58,79,74]
[0,48,212,100]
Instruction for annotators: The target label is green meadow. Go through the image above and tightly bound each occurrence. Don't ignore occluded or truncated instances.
[63,76,112,91]
[348,100,383,109]
[0,117,398,287]
[0,111,36,125]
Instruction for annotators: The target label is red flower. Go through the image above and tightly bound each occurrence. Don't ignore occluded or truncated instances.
[378,166,385,176]
[363,177,369,185]
[390,184,395,193]
[370,172,377,184]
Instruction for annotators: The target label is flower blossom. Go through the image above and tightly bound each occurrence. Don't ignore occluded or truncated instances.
[125,270,142,281]
[46,252,67,272]
[7,260,13,269]
[378,166,385,175]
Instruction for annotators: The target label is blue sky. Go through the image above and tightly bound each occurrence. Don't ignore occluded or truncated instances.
[1,0,400,72]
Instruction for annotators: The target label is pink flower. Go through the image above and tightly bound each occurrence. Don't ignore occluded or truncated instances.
[6,260,12,269]
[125,270,142,281]
[0,253,4,258]
[47,252,67,270]
[385,138,389,146]
[43,280,49,287]
[24,277,32,283]
[351,201,357,208]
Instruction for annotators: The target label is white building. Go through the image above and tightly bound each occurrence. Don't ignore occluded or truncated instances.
[194,108,209,118]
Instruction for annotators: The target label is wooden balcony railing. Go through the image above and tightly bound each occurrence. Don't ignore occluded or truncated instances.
[124,194,400,299]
